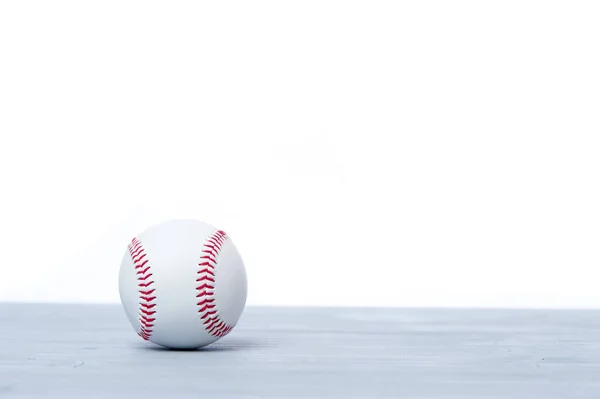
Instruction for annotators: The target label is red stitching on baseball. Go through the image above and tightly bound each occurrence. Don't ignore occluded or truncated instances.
[128,237,157,341]
[196,230,235,338]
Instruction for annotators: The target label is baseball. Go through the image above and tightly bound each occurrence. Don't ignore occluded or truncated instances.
[118,219,248,349]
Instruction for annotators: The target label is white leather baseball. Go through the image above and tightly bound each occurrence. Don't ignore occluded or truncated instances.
[118,219,248,349]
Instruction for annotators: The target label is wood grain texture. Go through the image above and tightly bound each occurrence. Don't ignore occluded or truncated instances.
[1,303,599,398]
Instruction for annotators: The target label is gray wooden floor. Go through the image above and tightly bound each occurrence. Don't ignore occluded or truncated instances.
[1,303,599,398]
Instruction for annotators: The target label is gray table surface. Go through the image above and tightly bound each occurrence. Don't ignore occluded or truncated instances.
[1,303,599,398]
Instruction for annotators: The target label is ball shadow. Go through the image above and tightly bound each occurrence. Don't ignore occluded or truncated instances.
[137,337,266,352]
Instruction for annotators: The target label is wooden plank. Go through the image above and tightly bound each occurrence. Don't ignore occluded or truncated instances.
[0,303,599,398]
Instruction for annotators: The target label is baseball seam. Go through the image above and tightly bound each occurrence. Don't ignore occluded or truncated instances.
[128,237,157,340]
[196,230,235,338]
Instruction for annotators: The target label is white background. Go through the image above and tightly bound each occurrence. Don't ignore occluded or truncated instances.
[1,1,599,308]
